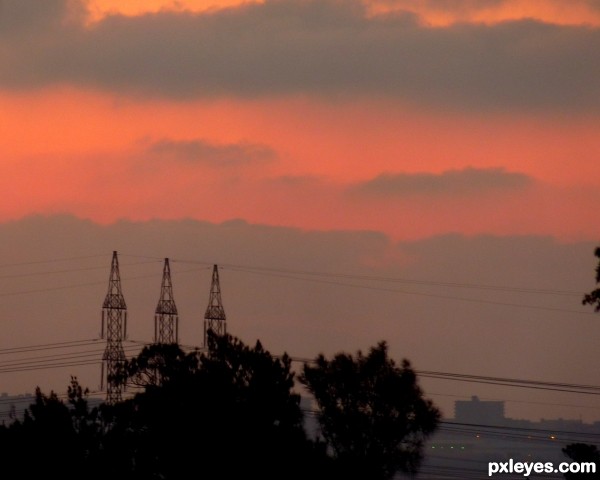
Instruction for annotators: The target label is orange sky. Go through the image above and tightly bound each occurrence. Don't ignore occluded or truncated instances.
[2,0,599,241]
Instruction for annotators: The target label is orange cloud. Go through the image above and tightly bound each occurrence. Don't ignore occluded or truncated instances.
[86,0,261,21]
[366,0,600,27]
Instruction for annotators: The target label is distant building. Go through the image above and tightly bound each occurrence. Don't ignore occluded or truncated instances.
[455,395,505,426]
[412,395,600,479]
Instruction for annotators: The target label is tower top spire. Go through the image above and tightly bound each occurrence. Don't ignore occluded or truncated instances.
[203,264,226,346]
[102,250,126,310]
[155,258,179,345]
[156,258,178,316]
[205,264,226,321]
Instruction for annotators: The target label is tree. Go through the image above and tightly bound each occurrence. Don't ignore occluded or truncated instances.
[0,377,102,479]
[583,246,600,312]
[300,341,440,480]
[112,330,326,479]
[562,443,600,479]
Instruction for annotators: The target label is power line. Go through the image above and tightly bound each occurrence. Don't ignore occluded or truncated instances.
[222,266,593,316]
[0,345,141,370]
[289,356,600,396]
[121,253,584,298]
[0,338,101,355]
[217,263,582,297]
[418,371,600,396]
[0,254,108,269]
[0,253,590,317]
[0,260,159,280]
[2,339,600,404]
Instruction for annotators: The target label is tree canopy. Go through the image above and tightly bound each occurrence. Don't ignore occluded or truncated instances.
[0,377,105,479]
[300,341,440,480]
[0,333,438,479]
[110,331,316,479]
[583,246,600,312]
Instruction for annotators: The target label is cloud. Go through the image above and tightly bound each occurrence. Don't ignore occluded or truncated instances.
[0,0,83,35]
[147,138,277,166]
[373,0,505,15]
[0,214,597,423]
[586,0,600,11]
[1,0,600,111]
[349,167,533,196]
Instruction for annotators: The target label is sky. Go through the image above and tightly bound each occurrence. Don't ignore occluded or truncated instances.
[1,0,599,424]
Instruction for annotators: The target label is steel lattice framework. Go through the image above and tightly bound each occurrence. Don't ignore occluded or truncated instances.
[203,264,227,347]
[155,258,179,345]
[101,251,127,405]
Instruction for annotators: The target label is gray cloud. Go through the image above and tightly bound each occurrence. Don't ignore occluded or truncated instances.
[587,0,600,11]
[375,0,505,15]
[0,0,82,35]
[1,0,600,111]
[350,167,533,196]
[148,138,277,166]
[0,214,597,422]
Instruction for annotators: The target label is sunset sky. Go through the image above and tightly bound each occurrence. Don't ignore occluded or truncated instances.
[2,0,599,241]
[1,0,599,423]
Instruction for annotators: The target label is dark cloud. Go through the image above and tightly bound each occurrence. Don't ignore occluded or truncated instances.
[375,0,505,15]
[350,167,533,197]
[1,0,600,110]
[147,138,277,166]
[0,0,78,35]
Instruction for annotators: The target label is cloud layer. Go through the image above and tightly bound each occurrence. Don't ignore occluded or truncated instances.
[351,167,533,196]
[2,0,600,111]
[0,214,597,421]
[147,138,277,166]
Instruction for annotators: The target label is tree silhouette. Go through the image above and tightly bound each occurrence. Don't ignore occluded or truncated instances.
[583,246,600,312]
[562,443,600,478]
[300,341,440,480]
[3,334,442,479]
[0,377,101,479]
[112,330,326,479]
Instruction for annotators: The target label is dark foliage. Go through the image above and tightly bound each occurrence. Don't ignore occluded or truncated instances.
[300,341,440,480]
[562,443,600,478]
[0,377,102,479]
[582,246,600,312]
[0,334,438,479]
[107,330,327,479]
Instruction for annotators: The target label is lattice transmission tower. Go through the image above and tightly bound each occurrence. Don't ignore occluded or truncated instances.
[101,251,128,405]
[203,264,227,347]
[155,258,178,345]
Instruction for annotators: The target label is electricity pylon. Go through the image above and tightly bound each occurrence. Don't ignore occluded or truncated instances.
[101,251,127,405]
